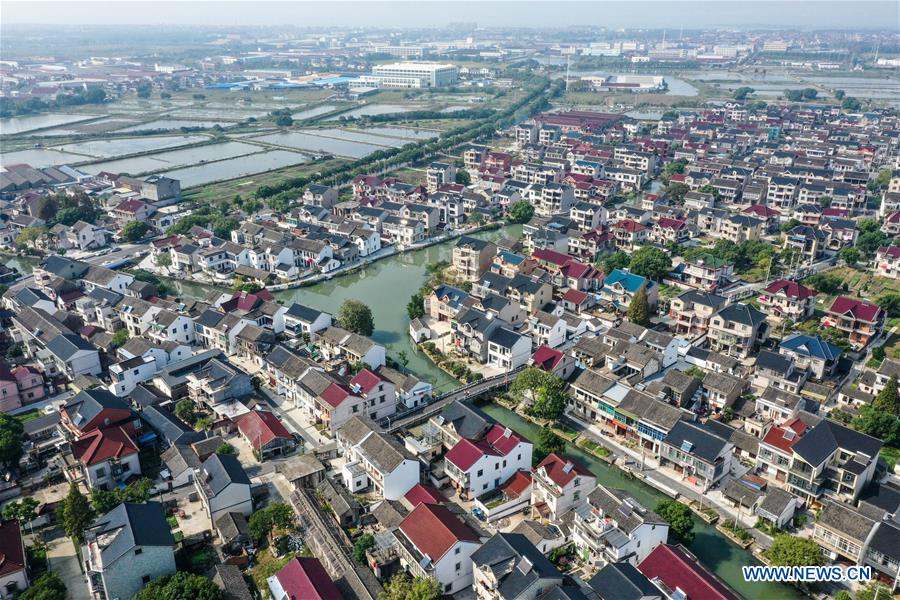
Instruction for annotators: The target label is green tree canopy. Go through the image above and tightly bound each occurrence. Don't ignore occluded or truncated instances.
[507,200,535,224]
[597,251,631,276]
[629,247,672,281]
[338,299,375,336]
[60,483,93,544]
[627,286,651,327]
[216,443,236,455]
[873,374,900,416]
[733,86,755,100]
[665,182,690,203]
[133,572,225,600]
[839,246,860,266]
[0,413,24,467]
[120,221,150,242]
[248,503,295,542]
[655,500,695,544]
[2,496,38,523]
[174,399,197,425]
[20,572,67,600]
[379,573,442,600]
[766,534,825,567]
[406,291,425,320]
[454,170,471,185]
[534,428,566,465]
[110,329,130,348]
[510,367,567,420]
[353,533,376,564]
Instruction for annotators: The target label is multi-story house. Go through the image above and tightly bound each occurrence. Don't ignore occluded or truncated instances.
[426,162,458,192]
[68,426,141,490]
[716,214,762,243]
[194,453,253,523]
[651,218,689,245]
[752,350,807,395]
[822,296,884,349]
[336,416,419,501]
[444,423,532,500]
[598,269,658,311]
[668,290,727,337]
[756,417,808,487]
[82,503,175,600]
[765,176,799,209]
[707,303,768,358]
[611,220,649,251]
[875,245,900,279]
[813,500,878,565]
[527,311,566,349]
[573,485,668,567]
[786,418,881,505]
[531,453,595,522]
[318,326,386,369]
[680,254,734,292]
[471,533,563,600]
[453,236,497,282]
[659,420,733,491]
[778,334,843,379]
[0,520,28,598]
[783,225,826,264]
[757,279,816,321]
[395,503,483,595]
[485,327,532,371]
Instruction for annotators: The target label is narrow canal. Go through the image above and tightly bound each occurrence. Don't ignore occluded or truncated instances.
[476,402,803,600]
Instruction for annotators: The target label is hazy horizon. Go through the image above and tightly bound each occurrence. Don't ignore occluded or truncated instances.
[3,1,899,30]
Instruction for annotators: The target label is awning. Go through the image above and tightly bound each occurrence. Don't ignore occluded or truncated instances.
[137,432,158,445]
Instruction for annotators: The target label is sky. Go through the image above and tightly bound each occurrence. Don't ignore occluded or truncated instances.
[3,0,898,29]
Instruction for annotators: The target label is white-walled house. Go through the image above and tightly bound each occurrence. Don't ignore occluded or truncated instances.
[336,416,419,500]
[531,453,596,521]
[445,424,533,500]
[194,453,253,523]
[69,426,141,490]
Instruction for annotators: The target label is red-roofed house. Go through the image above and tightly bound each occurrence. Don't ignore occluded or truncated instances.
[758,279,817,320]
[560,288,594,314]
[395,503,483,595]
[236,410,296,460]
[69,426,141,490]
[531,453,596,521]
[530,345,576,380]
[822,296,884,349]
[314,382,364,434]
[757,418,808,486]
[444,424,532,500]
[612,219,649,250]
[403,483,447,509]
[0,519,28,596]
[267,557,341,600]
[349,368,397,422]
[638,544,741,600]
[875,246,900,279]
[651,217,689,244]
[111,198,155,227]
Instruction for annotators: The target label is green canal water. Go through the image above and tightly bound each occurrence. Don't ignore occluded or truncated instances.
[477,402,803,600]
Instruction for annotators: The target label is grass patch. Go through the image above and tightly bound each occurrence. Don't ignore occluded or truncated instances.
[173,531,184,543]
[167,516,179,529]
[580,438,611,457]
[14,409,43,424]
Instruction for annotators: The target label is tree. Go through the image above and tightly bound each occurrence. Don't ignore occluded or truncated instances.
[20,573,67,600]
[215,443,236,455]
[2,496,38,523]
[627,286,651,327]
[507,200,535,223]
[783,89,804,102]
[841,96,861,111]
[110,329,129,348]
[733,86,755,100]
[878,292,900,319]
[120,221,150,242]
[337,299,375,336]
[248,503,295,542]
[665,182,690,203]
[801,88,818,100]
[406,291,425,320]
[91,478,153,514]
[174,399,197,425]
[804,273,842,295]
[598,251,631,276]
[274,114,293,127]
[510,368,566,420]
[454,170,471,185]
[853,405,900,447]
[534,428,566,465]
[766,534,825,567]
[133,572,225,600]
[655,500,695,544]
[60,483,93,544]
[156,253,172,268]
[353,533,376,563]
[629,247,671,281]
[379,573,442,600]
[856,582,893,600]
[697,184,720,200]
[136,81,152,99]
[0,413,24,467]
[779,218,801,233]
[834,89,846,100]
[15,227,47,249]
[839,246,860,266]
[874,374,900,415]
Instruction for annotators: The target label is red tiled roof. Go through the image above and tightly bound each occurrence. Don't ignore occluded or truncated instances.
[532,248,571,267]
[764,279,816,300]
[350,369,388,395]
[613,219,646,233]
[656,217,686,230]
[878,246,900,259]
[562,288,589,305]
[445,438,486,471]
[399,503,480,562]
[560,260,594,279]
[319,382,354,408]
[0,520,26,577]
[823,208,848,218]
[534,452,593,488]
[71,426,138,466]
[498,470,532,498]
[114,198,147,214]
[669,174,687,183]
[237,410,292,449]
[638,544,741,600]
[742,205,779,217]
[274,557,341,600]
[761,418,808,454]
[828,296,882,322]
[404,483,447,507]
[484,423,523,456]
[531,345,565,372]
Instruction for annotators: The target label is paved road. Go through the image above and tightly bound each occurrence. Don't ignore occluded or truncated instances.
[44,528,92,600]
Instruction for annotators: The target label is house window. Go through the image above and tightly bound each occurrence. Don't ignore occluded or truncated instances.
[477,469,483,477]
[455,547,460,555]
[455,562,461,572]
[134,548,142,555]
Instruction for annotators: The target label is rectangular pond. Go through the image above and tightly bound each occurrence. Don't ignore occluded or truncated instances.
[251,131,385,159]
[159,150,308,188]
[55,135,208,158]
[115,119,235,133]
[79,141,265,176]
[1,148,94,168]
[325,104,414,120]
[306,128,407,147]
[359,126,438,140]
[293,105,339,120]
[0,113,101,136]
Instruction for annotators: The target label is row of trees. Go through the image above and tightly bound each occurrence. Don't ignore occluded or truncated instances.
[0,89,106,118]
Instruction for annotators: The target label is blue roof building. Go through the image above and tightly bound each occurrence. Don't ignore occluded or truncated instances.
[599,269,658,311]
[779,334,844,379]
